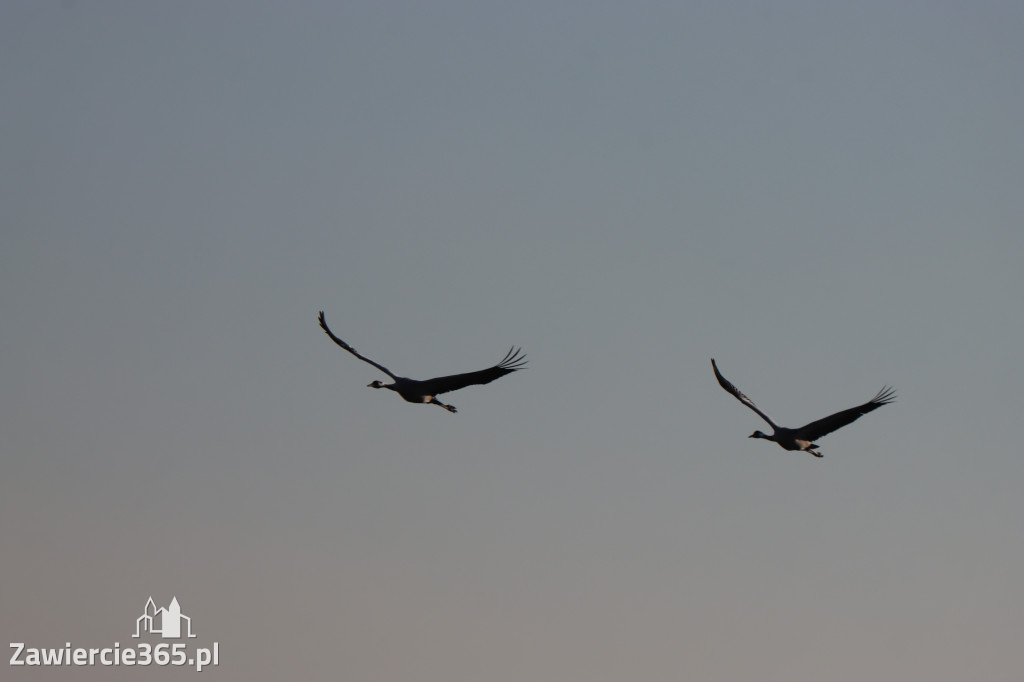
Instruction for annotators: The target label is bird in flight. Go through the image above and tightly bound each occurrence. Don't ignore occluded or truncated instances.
[318,311,526,413]
[711,358,895,458]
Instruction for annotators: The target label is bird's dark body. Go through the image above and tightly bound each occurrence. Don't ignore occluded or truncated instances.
[767,429,803,451]
[387,380,432,404]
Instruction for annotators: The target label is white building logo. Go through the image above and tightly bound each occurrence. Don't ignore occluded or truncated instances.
[133,597,196,639]
[10,596,218,671]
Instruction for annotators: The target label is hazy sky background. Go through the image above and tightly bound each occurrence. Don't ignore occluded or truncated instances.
[2,2,1022,680]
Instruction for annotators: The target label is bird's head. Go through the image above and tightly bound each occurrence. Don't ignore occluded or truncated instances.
[367,380,386,389]
[749,430,769,440]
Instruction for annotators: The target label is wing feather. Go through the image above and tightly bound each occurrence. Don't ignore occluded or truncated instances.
[318,311,398,380]
[421,347,527,395]
[794,386,896,441]
[711,358,778,428]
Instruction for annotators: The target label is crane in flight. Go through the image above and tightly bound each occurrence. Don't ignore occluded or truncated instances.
[711,358,894,458]
[318,311,526,413]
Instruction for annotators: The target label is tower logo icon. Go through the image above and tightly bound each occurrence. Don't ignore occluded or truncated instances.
[133,597,196,639]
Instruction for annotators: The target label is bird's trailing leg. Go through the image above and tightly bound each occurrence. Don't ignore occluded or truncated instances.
[430,398,457,413]
[808,449,823,458]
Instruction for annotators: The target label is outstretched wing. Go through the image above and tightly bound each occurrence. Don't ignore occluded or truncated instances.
[794,386,896,441]
[421,347,527,396]
[711,358,778,429]
[318,311,398,380]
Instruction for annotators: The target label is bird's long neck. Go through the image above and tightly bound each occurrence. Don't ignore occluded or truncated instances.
[368,380,398,390]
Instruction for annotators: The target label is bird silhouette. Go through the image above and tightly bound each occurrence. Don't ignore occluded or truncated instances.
[318,311,525,413]
[711,358,894,458]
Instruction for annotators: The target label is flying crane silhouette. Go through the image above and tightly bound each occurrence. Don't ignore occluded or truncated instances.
[711,358,894,458]
[318,311,525,413]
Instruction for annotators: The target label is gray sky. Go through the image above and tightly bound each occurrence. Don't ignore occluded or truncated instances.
[2,2,1022,680]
